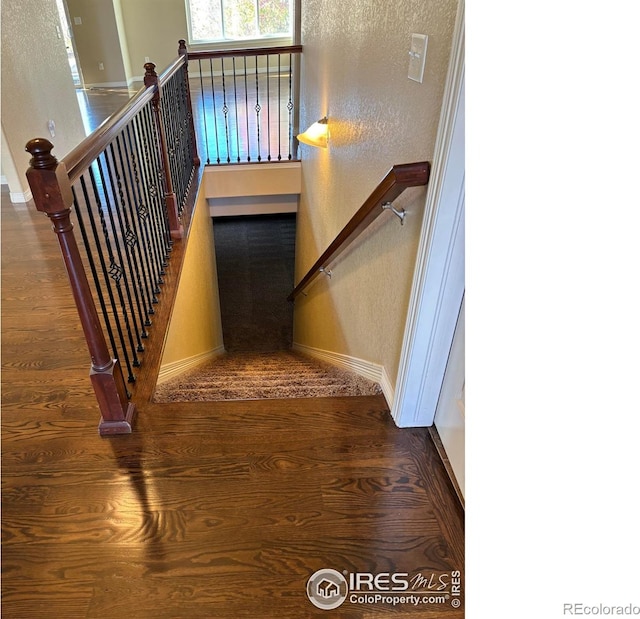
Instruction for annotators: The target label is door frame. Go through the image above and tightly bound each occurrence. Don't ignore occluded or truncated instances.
[392,0,465,427]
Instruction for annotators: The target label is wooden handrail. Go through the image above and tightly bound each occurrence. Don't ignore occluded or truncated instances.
[63,87,154,183]
[288,161,431,302]
[63,54,187,183]
[186,44,302,62]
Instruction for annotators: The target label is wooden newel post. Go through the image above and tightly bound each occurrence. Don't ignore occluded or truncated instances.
[178,39,200,166]
[144,62,183,239]
[25,138,136,436]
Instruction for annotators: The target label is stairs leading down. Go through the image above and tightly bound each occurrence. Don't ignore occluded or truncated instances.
[153,350,382,402]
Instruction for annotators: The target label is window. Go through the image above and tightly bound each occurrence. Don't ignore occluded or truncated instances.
[186,0,293,44]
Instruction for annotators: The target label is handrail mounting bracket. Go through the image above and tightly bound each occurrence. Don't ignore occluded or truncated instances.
[381,201,406,225]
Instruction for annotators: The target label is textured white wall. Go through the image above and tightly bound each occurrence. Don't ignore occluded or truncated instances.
[293,0,459,388]
[1,0,85,195]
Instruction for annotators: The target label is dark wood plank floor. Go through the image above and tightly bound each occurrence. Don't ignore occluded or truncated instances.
[1,90,464,618]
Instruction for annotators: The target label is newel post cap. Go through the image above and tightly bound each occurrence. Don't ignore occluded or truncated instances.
[24,138,73,214]
[26,137,58,169]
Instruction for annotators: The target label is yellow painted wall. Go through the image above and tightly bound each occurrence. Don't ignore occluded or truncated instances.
[293,0,459,388]
[160,182,224,369]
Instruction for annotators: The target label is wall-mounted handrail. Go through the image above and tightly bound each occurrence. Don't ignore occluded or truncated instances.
[288,161,431,302]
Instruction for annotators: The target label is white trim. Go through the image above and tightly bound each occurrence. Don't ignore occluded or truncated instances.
[9,189,33,204]
[157,346,225,385]
[392,0,465,428]
[209,196,298,217]
[1,175,8,185]
[84,81,130,89]
[293,342,393,405]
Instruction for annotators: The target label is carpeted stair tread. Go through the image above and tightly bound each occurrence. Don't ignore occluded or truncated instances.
[153,351,382,402]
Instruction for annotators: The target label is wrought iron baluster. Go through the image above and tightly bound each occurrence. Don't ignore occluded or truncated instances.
[130,116,164,296]
[232,57,240,162]
[243,56,250,161]
[103,143,148,350]
[164,65,196,216]
[113,134,155,323]
[88,158,143,368]
[210,58,221,164]
[179,65,196,208]
[132,108,166,284]
[287,53,294,160]
[266,54,271,162]
[221,58,231,163]
[139,102,171,261]
[123,123,160,306]
[73,174,136,384]
[255,54,262,162]
[198,59,210,165]
[278,54,282,161]
[173,70,186,209]
[160,79,177,209]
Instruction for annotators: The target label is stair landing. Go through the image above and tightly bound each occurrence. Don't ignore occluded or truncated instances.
[153,350,383,402]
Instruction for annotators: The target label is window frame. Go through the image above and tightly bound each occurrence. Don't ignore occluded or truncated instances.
[184,0,294,46]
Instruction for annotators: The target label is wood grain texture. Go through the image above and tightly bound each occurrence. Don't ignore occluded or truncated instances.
[2,177,463,617]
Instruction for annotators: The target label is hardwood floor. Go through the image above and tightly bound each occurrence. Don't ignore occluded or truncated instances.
[2,90,464,617]
[76,86,142,134]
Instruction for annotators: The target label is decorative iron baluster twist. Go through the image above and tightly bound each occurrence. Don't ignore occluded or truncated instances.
[287,53,294,160]
[210,58,221,164]
[221,58,231,163]
[255,54,262,162]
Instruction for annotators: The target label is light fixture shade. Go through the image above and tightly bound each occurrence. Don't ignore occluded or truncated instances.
[297,117,329,148]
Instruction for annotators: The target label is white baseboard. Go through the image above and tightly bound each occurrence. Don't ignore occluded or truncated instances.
[292,343,394,406]
[9,189,33,204]
[157,346,225,385]
[1,175,7,185]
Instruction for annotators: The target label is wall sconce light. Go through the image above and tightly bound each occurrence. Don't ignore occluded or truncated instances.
[297,116,329,148]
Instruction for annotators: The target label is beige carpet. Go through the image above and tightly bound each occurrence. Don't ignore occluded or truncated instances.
[153,350,383,402]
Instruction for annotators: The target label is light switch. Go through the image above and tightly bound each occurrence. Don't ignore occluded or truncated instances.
[74,16,82,25]
[408,34,428,83]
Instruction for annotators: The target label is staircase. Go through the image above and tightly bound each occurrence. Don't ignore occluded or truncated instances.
[153,350,382,402]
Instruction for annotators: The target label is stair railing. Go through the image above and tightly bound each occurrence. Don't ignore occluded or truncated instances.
[179,40,303,165]
[25,52,199,436]
[288,162,431,302]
